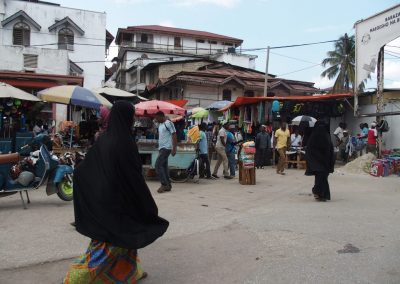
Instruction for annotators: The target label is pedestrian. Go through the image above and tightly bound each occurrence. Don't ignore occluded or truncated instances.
[199,123,212,179]
[154,111,177,193]
[274,122,290,175]
[212,122,232,179]
[226,125,237,177]
[288,128,302,169]
[305,121,335,202]
[206,124,214,162]
[255,125,271,169]
[32,119,43,136]
[333,122,347,150]
[339,130,350,163]
[366,122,378,156]
[358,123,369,155]
[94,105,110,141]
[65,101,169,283]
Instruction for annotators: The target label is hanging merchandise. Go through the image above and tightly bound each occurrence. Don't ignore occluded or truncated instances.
[272,100,280,113]
[258,101,265,124]
[239,106,244,128]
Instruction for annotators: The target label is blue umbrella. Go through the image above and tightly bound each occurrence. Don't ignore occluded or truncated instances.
[206,100,232,110]
[38,85,112,109]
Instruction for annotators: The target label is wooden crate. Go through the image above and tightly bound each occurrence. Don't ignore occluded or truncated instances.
[239,161,256,185]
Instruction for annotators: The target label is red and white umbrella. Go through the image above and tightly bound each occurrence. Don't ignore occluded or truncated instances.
[135,100,186,116]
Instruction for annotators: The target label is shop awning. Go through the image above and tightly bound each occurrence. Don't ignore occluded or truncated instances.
[165,99,188,108]
[219,93,352,111]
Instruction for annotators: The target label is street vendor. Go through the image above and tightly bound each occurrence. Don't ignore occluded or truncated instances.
[154,111,177,193]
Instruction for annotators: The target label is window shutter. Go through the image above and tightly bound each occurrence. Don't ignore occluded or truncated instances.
[13,29,23,45]
[23,29,30,46]
[23,54,38,68]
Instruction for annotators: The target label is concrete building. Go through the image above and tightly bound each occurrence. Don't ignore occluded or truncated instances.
[144,60,318,108]
[0,0,108,121]
[114,25,257,94]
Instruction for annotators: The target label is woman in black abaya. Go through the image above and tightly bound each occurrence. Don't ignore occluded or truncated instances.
[305,121,335,201]
[64,101,169,283]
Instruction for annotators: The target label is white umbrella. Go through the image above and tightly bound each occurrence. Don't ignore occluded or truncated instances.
[0,82,41,101]
[94,87,148,101]
[291,115,317,127]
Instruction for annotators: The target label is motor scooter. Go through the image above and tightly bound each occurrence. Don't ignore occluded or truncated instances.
[0,136,74,209]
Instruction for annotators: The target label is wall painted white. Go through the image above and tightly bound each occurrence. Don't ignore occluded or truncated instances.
[0,45,69,74]
[0,0,106,89]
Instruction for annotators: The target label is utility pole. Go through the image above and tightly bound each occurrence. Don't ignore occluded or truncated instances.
[136,58,143,96]
[376,47,384,158]
[263,46,270,97]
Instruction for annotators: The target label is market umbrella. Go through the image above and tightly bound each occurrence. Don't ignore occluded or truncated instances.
[191,109,209,119]
[135,100,186,116]
[206,100,232,110]
[0,82,41,101]
[291,115,317,127]
[38,85,112,109]
[94,86,148,101]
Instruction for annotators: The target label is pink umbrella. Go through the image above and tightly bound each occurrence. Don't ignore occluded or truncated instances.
[135,100,186,116]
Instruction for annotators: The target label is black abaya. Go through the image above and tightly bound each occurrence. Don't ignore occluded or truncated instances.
[73,101,169,249]
[305,121,335,200]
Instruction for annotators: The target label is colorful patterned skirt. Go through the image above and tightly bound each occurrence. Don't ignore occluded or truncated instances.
[64,240,145,284]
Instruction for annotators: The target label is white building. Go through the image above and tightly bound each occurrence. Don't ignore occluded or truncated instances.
[0,0,107,90]
[114,25,257,93]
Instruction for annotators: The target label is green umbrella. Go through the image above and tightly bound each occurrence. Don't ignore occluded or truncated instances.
[191,109,209,119]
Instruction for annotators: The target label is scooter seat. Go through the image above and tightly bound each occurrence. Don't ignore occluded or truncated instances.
[0,153,20,165]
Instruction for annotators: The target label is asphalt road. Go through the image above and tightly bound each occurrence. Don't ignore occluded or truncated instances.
[0,167,399,284]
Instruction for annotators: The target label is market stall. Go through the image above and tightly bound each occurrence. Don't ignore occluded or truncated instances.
[219,94,352,138]
[0,82,42,153]
[38,85,112,150]
[134,100,196,180]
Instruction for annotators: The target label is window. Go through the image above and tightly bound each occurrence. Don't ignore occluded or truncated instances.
[58,28,74,50]
[208,40,217,44]
[196,39,205,43]
[223,42,234,46]
[174,37,181,48]
[23,54,38,68]
[222,89,232,101]
[244,90,255,97]
[13,22,30,46]
[122,33,133,44]
[140,34,148,43]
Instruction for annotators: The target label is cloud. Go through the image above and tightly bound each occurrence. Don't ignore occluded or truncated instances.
[311,75,334,89]
[305,25,341,33]
[170,0,240,7]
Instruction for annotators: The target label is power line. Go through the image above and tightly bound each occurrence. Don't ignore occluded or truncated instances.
[277,63,322,77]
[270,51,318,64]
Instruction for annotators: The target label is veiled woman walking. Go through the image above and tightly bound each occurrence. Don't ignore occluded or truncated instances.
[305,121,335,201]
[64,101,169,283]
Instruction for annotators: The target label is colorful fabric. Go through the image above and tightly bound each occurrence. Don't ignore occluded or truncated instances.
[64,240,144,284]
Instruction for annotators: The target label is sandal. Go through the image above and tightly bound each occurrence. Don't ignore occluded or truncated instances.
[140,272,148,280]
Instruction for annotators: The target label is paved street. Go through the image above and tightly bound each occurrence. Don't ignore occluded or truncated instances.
[0,167,399,284]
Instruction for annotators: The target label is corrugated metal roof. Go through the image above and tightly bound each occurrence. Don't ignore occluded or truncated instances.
[124,25,243,43]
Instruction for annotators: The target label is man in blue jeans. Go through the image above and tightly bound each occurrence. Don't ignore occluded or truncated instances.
[225,126,236,178]
[154,112,177,193]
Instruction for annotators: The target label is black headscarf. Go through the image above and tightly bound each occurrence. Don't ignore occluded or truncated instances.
[305,121,335,175]
[73,101,169,249]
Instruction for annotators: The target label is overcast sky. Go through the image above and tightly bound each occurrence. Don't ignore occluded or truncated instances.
[57,0,400,89]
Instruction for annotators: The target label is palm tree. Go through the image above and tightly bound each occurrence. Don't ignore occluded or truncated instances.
[321,33,361,93]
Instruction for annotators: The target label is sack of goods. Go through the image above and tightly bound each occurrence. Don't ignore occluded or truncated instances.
[188,126,200,143]
[242,141,256,154]
[241,141,255,168]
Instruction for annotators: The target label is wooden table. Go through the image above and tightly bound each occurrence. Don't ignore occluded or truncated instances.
[285,149,306,169]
